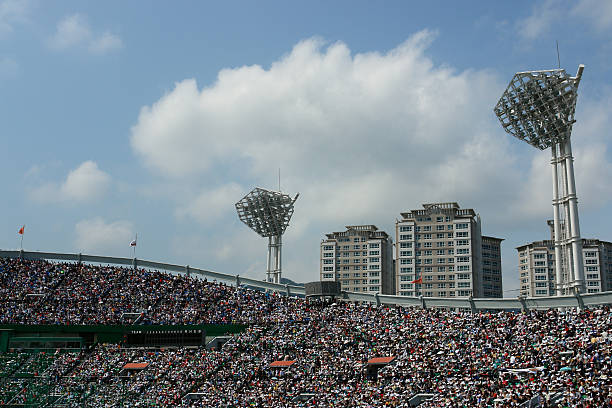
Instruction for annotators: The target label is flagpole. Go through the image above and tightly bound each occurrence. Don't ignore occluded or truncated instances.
[18,225,25,250]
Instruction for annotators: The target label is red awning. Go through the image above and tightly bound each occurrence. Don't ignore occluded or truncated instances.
[270,360,295,368]
[367,357,395,365]
[123,363,149,369]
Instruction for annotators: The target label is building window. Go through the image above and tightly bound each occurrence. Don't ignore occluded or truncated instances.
[399,226,412,232]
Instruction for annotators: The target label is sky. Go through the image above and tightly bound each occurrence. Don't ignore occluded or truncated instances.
[1,0,611,294]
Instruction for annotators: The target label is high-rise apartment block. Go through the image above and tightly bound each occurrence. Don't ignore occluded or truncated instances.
[320,225,394,294]
[517,221,612,297]
[395,203,503,298]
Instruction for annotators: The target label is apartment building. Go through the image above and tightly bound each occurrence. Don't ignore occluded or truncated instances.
[481,236,504,298]
[320,225,394,294]
[395,202,503,298]
[517,221,612,297]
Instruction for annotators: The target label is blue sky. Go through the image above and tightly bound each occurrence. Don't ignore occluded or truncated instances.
[1,0,611,293]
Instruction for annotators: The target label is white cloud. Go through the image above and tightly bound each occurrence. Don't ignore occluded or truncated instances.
[48,13,91,50]
[0,0,29,37]
[74,217,133,254]
[29,160,111,203]
[176,183,243,224]
[515,0,562,40]
[48,13,122,54]
[572,0,612,31]
[88,31,123,54]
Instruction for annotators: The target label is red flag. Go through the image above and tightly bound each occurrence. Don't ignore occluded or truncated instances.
[18,225,24,235]
[410,276,422,284]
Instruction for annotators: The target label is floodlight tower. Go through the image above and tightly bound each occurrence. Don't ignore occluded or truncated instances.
[494,65,585,295]
[236,188,299,284]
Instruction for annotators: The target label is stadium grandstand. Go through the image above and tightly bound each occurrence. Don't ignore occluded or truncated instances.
[0,254,611,407]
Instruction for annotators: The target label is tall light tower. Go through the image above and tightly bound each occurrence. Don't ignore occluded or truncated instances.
[236,188,299,283]
[494,65,585,295]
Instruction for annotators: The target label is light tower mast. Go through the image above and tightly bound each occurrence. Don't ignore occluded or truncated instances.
[494,65,585,295]
[235,188,299,283]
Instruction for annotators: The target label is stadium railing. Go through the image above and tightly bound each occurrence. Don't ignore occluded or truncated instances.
[2,249,611,311]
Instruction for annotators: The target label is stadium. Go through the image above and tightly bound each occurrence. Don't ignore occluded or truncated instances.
[0,249,610,407]
[3,3,612,408]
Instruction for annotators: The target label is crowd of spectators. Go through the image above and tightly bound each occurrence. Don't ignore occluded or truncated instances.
[1,257,611,407]
[0,258,290,325]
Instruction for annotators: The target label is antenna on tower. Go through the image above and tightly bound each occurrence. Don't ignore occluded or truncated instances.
[278,168,281,192]
[556,40,561,69]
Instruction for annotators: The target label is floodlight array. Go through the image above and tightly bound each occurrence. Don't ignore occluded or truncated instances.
[235,188,297,238]
[494,69,579,150]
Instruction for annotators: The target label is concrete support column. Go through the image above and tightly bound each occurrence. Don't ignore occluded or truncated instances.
[551,144,564,296]
[563,139,584,293]
[266,236,272,283]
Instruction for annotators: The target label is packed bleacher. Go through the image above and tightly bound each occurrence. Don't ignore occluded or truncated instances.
[1,257,611,407]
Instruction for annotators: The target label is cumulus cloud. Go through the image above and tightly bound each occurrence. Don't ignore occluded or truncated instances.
[48,13,122,54]
[130,32,612,285]
[131,31,516,222]
[29,160,111,203]
[74,217,133,254]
